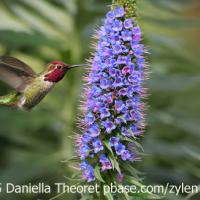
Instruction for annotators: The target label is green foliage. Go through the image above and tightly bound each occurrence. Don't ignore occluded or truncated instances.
[0,0,199,200]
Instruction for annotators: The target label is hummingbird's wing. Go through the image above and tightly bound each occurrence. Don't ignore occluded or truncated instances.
[0,56,36,92]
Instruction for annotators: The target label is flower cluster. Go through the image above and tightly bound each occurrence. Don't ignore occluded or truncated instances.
[77,6,146,182]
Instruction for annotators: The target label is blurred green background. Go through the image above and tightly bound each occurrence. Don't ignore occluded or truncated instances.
[0,0,199,199]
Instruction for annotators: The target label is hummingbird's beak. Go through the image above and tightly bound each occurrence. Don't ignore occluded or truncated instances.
[67,64,87,70]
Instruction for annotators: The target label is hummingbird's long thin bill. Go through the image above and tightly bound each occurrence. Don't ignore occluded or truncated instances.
[68,64,88,69]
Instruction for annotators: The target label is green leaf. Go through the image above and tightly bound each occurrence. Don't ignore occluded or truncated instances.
[19,0,73,33]
[125,176,162,199]
[121,191,130,200]
[122,137,144,152]
[108,154,121,173]
[103,140,114,156]
[63,156,80,163]
[94,165,105,183]
[122,163,144,179]
[114,158,121,174]
[108,155,115,170]
[104,192,114,200]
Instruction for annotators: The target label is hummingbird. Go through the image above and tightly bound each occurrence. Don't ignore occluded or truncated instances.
[0,56,85,111]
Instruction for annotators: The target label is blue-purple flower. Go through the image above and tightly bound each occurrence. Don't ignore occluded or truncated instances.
[114,100,126,113]
[102,119,116,133]
[93,138,104,153]
[99,154,112,171]
[109,137,120,147]
[114,6,125,18]
[124,18,133,29]
[88,123,100,137]
[80,161,96,182]
[77,5,147,182]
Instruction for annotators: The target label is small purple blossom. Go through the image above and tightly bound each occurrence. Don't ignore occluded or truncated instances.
[84,112,95,125]
[117,55,132,65]
[101,36,110,47]
[105,93,113,104]
[114,100,126,113]
[113,77,124,88]
[88,123,100,137]
[122,65,133,75]
[109,137,120,147]
[129,152,137,161]
[132,44,144,57]
[99,154,112,171]
[112,19,123,31]
[80,161,96,182]
[106,10,115,21]
[93,139,104,153]
[115,116,127,125]
[110,33,121,44]
[102,119,116,133]
[121,30,132,41]
[91,86,102,97]
[81,133,92,143]
[117,173,124,182]
[118,88,127,96]
[132,27,142,43]
[114,6,125,18]
[99,107,110,119]
[115,143,126,155]
[124,18,133,29]
[121,126,131,137]
[112,44,123,54]
[121,150,131,160]
[79,144,90,160]
[100,79,111,89]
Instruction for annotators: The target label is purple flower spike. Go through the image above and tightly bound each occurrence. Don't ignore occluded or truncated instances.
[77,5,147,182]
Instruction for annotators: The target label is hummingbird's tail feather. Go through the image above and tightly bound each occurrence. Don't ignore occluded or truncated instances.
[0,93,18,108]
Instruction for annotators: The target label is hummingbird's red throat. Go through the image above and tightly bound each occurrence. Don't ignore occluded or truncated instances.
[44,61,67,82]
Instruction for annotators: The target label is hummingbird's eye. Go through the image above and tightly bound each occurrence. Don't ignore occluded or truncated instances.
[56,65,62,69]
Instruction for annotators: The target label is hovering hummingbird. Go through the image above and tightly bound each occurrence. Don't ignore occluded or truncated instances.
[0,56,85,111]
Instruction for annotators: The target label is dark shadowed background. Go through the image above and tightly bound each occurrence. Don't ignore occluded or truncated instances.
[0,0,199,199]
